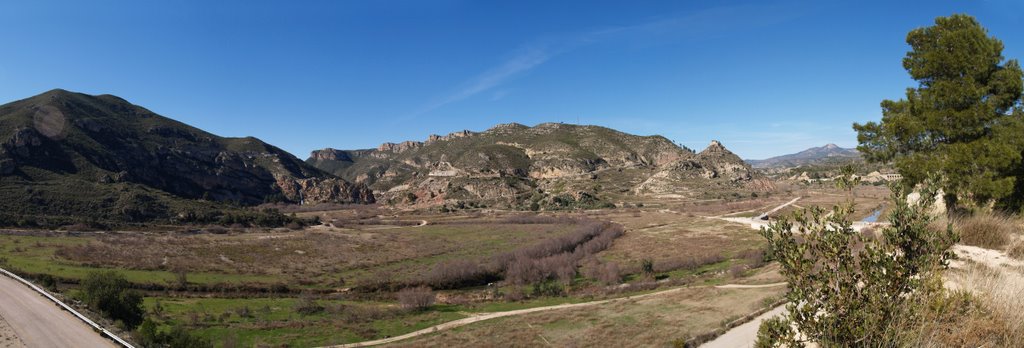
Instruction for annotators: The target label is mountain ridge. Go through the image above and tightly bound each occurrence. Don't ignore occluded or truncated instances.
[0,89,373,225]
[746,143,861,168]
[309,123,770,209]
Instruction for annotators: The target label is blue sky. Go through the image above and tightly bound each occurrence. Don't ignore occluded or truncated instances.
[1,1,1021,159]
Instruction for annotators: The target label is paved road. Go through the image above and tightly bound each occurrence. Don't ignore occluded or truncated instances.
[0,311,27,348]
[700,305,786,348]
[0,275,115,348]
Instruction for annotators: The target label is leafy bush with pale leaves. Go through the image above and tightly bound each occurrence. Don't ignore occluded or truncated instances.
[756,181,957,347]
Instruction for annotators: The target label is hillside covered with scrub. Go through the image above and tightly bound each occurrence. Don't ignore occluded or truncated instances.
[309,123,773,210]
[0,89,373,227]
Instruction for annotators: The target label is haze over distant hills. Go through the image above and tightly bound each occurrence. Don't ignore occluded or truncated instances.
[745,144,861,169]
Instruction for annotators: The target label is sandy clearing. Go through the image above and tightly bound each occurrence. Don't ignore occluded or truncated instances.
[950,244,1024,270]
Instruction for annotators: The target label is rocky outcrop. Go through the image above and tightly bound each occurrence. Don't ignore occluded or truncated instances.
[275,176,375,204]
[487,123,528,132]
[309,148,348,161]
[378,140,423,153]
[696,140,754,181]
[427,130,475,143]
[4,127,44,157]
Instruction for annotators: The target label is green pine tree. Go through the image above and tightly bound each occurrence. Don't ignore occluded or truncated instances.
[853,14,1024,212]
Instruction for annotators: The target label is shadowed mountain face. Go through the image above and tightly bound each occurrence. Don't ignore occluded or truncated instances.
[0,89,372,223]
[309,123,769,209]
[746,144,861,168]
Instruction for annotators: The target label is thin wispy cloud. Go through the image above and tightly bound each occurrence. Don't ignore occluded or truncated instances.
[489,89,510,102]
[402,2,807,120]
[430,46,550,109]
[401,40,570,120]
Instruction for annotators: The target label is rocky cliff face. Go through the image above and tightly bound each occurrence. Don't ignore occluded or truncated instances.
[275,176,375,204]
[0,89,374,211]
[309,124,766,209]
[695,140,754,181]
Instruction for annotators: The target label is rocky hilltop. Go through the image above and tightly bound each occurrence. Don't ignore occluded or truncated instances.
[309,123,768,209]
[0,89,373,223]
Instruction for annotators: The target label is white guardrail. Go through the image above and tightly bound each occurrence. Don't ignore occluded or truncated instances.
[0,267,135,348]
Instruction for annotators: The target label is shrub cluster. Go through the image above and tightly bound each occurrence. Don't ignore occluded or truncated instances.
[417,220,625,291]
[136,319,213,348]
[580,257,622,285]
[424,259,497,289]
[214,208,311,228]
[397,286,435,310]
[502,214,579,225]
[653,253,728,273]
[294,295,325,316]
[497,221,625,286]
[79,270,145,329]
[756,182,957,346]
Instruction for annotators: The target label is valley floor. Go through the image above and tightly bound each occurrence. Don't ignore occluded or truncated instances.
[0,185,900,347]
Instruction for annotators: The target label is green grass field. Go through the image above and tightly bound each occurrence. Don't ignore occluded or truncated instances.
[142,296,468,347]
[0,234,278,286]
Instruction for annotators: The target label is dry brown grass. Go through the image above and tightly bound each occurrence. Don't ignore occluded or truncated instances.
[392,277,787,347]
[52,220,578,288]
[681,197,786,216]
[597,211,764,272]
[1007,240,1024,260]
[911,290,1008,348]
[917,265,1024,347]
[954,214,1019,250]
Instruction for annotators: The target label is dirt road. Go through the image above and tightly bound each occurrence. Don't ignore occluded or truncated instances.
[0,275,116,348]
[323,282,786,348]
[756,197,801,220]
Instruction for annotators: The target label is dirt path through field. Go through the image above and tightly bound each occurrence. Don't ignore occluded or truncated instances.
[711,197,800,220]
[754,197,801,220]
[715,283,786,289]
[323,282,786,348]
